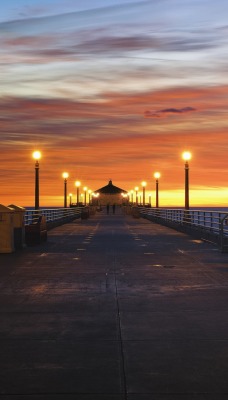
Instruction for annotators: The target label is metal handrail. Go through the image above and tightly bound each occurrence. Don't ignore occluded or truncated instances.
[24,207,83,225]
[138,207,228,251]
[220,213,228,252]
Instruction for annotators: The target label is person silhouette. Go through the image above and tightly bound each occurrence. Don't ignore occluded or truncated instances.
[112,204,116,214]
[106,204,110,214]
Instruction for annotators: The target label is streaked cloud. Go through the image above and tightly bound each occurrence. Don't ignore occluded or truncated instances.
[145,107,196,118]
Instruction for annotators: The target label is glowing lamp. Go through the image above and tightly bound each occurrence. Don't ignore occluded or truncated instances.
[32,150,41,160]
[154,172,161,179]
[32,150,41,210]
[182,151,192,162]
[62,172,69,179]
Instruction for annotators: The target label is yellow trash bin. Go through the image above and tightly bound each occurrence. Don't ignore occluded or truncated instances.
[0,204,15,253]
[8,204,25,249]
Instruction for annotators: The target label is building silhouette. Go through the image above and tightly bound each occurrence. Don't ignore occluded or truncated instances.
[93,180,127,205]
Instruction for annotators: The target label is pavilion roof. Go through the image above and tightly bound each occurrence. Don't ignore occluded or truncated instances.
[94,180,127,194]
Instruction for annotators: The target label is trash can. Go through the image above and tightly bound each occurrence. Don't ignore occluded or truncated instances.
[131,206,140,218]
[25,215,47,246]
[81,206,89,219]
[0,204,15,253]
[89,206,96,215]
[8,204,25,249]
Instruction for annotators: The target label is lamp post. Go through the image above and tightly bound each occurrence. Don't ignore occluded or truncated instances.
[93,192,100,206]
[131,190,134,204]
[122,193,128,204]
[154,172,161,208]
[69,193,72,207]
[62,172,69,208]
[141,181,147,206]
[32,151,41,210]
[75,181,81,205]
[135,186,139,205]
[83,186,87,205]
[88,190,92,205]
[182,151,192,210]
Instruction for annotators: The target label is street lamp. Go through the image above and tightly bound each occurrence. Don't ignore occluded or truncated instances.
[154,172,161,208]
[75,181,81,205]
[83,186,87,205]
[88,190,92,205]
[32,151,41,210]
[93,192,100,206]
[182,151,192,210]
[62,172,69,208]
[141,181,147,206]
[135,186,139,205]
[122,193,128,204]
[130,190,134,204]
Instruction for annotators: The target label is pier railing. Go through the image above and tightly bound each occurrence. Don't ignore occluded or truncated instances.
[138,207,228,252]
[24,206,228,252]
[24,207,83,228]
[22,206,96,247]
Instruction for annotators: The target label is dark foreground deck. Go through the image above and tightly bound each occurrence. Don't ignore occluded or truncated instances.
[0,207,228,399]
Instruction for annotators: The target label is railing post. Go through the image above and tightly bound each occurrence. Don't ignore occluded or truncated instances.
[220,215,224,251]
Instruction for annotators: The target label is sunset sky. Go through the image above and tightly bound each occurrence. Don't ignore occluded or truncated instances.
[1,0,228,207]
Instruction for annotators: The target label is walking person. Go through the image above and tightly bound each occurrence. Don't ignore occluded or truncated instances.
[112,204,116,214]
[106,204,110,214]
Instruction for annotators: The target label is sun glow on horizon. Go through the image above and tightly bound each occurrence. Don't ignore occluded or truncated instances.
[2,186,226,209]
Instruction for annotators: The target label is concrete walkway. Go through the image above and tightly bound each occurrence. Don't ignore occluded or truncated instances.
[0,207,228,399]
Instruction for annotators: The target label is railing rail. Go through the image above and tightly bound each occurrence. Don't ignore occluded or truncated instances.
[138,207,228,252]
[24,206,228,252]
[24,207,83,226]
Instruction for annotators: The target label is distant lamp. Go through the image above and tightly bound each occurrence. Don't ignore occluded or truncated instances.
[32,151,42,210]
[75,181,81,205]
[154,172,161,208]
[141,181,147,206]
[62,172,69,208]
[182,151,192,210]
[135,186,139,205]
[83,186,87,205]
[93,192,99,205]
[130,190,134,203]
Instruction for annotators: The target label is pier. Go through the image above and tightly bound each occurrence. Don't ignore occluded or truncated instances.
[0,208,228,398]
